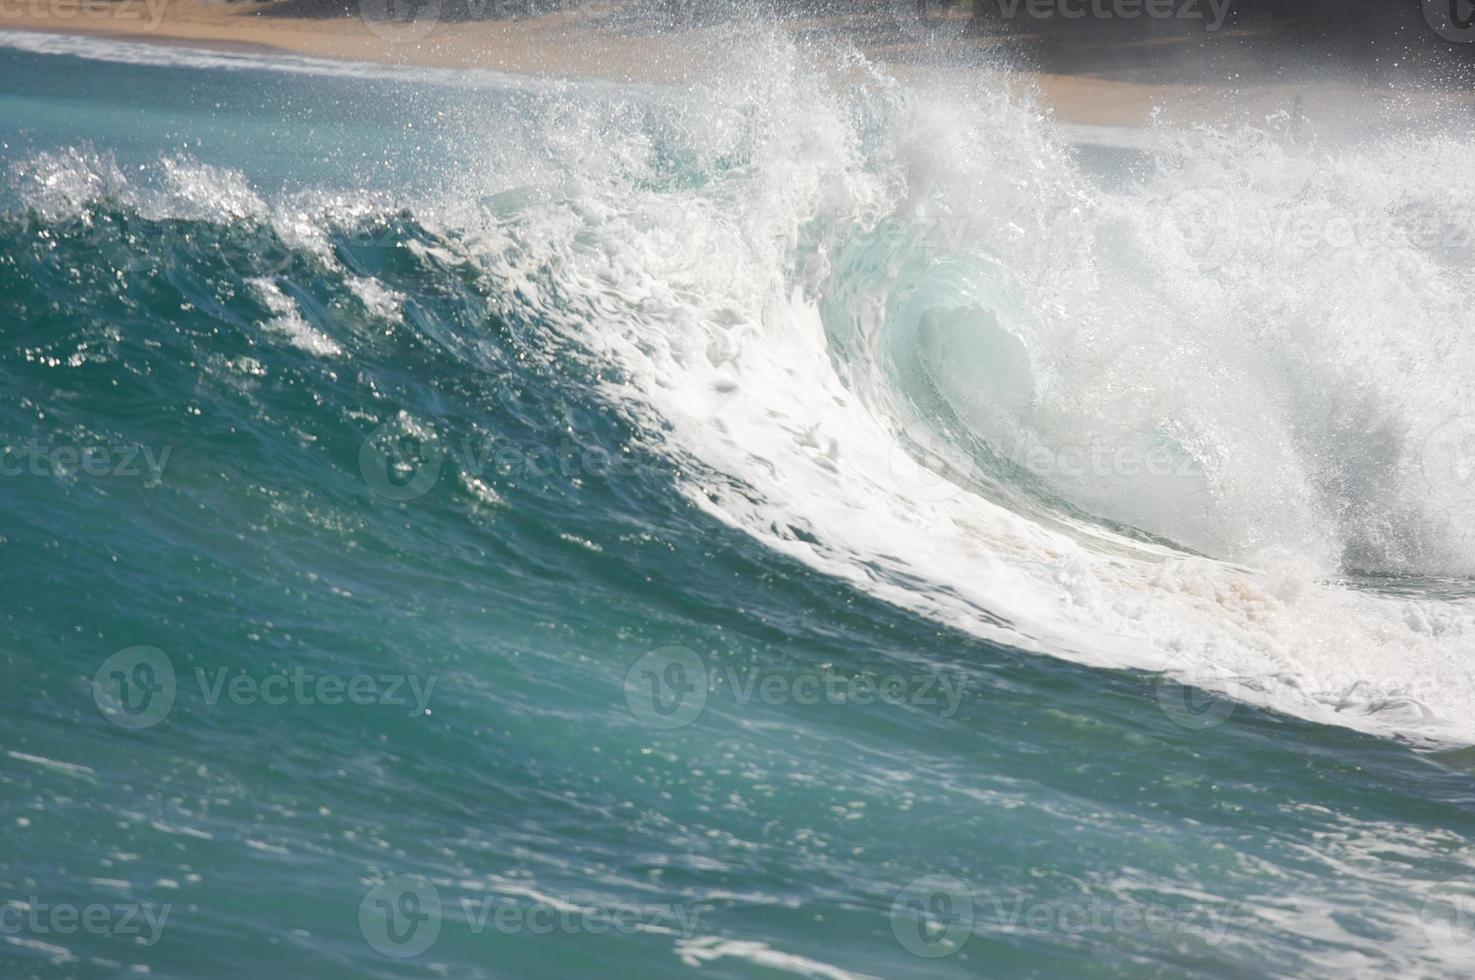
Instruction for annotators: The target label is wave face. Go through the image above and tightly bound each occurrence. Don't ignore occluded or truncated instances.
[5,29,1475,980]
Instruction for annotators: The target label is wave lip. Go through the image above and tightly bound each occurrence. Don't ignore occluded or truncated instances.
[409,36,1475,746]
[8,30,1475,749]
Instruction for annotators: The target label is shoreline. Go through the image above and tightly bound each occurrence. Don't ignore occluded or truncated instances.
[3,5,1474,130]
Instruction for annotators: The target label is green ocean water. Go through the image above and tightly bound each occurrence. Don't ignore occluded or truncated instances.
[4,29,1475,980]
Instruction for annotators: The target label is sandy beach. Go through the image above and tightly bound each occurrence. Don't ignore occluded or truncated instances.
[4,0,1474,129]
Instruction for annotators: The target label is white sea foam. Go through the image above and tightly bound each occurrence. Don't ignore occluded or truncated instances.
[248,277,342,358]
[0,28,635,93]
[435,34,1475,746]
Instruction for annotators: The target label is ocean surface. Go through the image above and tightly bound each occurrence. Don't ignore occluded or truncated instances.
[4,27,1475,979]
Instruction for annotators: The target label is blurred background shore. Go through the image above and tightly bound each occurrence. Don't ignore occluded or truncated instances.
[4,0,1475,127]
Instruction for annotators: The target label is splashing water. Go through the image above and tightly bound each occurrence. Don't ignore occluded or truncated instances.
[5,25,1475,980]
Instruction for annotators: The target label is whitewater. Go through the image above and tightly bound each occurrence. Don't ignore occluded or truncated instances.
[9,27,1475,745]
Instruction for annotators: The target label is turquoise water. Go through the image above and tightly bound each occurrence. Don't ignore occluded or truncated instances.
[4,29,1475,979]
